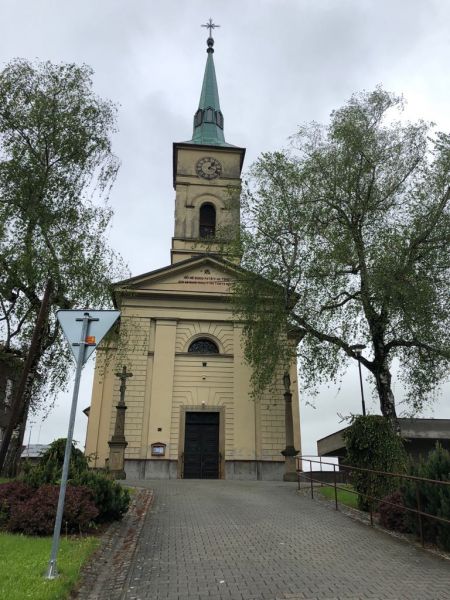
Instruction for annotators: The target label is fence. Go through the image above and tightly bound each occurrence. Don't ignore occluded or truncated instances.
[297,455,450,547]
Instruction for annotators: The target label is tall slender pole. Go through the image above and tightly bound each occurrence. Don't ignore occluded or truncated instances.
[357,359,366,416]
[353,345,367,417]
[46,312,92,579]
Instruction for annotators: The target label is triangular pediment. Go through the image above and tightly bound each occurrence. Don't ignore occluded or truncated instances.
[114,255,240,297]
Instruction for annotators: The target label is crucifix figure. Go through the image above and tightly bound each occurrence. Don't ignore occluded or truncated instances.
[116,365,133,407]
[201,18,220,38]
[108,365,133,479]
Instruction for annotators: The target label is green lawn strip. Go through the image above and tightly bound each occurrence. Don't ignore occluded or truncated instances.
[0,532,99,600]
[0,477,11,484]
[317,484,359,509]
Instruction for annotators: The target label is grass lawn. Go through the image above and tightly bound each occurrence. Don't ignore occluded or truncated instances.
[317,484,359,509]
[0,477,10,484]
[0,532,99,600]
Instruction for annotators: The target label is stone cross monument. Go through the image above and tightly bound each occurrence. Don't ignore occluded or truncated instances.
[281,372,299,482]
[108,365,132,479]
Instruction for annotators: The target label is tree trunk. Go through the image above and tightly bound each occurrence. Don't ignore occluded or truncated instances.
[3,414,27,477]
[0,279,53,474]
[374,361,400,434]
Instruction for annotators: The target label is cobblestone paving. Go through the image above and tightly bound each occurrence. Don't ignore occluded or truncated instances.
[122,480,450,600]
[75,488,153,600]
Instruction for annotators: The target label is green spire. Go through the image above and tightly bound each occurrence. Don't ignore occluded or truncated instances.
[189,36,231,147]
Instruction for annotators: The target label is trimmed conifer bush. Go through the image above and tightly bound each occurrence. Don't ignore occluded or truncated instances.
[403,443,450,550]
[74,470,130,522]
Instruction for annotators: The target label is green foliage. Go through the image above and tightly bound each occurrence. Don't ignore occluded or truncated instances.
[22,438,130,522]
[0,58,128,411]
[22,438,89,486]
[403,443,450,550]
[233,86,450,418]
[343,415,407,510]
[0,532,99,600]
[74,470,130,522]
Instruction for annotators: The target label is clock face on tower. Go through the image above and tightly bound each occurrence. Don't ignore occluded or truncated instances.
[196,157,222,179]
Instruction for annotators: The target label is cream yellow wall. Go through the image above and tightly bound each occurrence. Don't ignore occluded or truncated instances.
[85,316,152,466]
[84,272,301,472]
[85,348,116,467]
[171,146,242,264]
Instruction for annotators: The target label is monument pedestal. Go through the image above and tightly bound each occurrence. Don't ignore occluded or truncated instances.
[108,438,128,480]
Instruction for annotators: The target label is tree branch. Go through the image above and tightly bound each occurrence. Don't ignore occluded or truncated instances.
[320,290,361,313]
[291,312,374,369]
[385,338,450,358]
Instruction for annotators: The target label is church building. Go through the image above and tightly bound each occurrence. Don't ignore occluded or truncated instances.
[84,31,301,480]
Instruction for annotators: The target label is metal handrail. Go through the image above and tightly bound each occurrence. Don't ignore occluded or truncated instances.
[297,455,450,547]
[297,455,450,486]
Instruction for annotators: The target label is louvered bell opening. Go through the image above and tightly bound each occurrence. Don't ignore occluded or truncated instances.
[199,203,216,238]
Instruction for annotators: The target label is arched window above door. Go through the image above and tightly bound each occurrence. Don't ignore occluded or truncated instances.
[188,338,219,354]
[199,203,216,238]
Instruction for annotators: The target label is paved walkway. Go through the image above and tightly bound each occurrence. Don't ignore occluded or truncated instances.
[122,480,450,600]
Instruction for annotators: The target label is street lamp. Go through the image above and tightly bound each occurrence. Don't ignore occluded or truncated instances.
[353,344,366,416]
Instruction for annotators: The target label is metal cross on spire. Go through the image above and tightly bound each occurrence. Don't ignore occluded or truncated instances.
[201,18,220,38]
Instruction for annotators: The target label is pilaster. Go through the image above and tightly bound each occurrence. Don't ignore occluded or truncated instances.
[147,319,177,454]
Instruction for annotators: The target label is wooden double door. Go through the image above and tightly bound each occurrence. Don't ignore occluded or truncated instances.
[183,411,220,479]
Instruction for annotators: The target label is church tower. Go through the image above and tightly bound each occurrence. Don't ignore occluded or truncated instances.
[84,28,301,481]
[171,35,245,263]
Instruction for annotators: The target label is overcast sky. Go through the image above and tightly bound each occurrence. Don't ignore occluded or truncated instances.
[2,0,449,457]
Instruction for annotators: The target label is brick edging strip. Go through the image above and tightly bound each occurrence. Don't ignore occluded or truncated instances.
[73,487,154,600]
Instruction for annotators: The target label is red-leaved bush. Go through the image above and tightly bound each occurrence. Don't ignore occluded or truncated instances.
[0,481,35,525]
[7,484,98,536]
[378,490,409,533]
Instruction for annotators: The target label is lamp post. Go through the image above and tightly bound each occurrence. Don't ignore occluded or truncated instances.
[353,344,366,416]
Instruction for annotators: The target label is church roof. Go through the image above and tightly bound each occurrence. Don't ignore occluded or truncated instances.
[112,254,283,307]
[114,254,239,291]
[183,36,235,148]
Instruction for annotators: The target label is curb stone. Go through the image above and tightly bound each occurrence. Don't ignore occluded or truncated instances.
[73,487,153,600]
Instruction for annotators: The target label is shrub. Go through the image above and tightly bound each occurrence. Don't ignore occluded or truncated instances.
[7,484,98,536]
[403,443,450,550]
[0,481,35,526]
[378,491,409,533]
[74,471,130,522]
[343,415,407,511]
[22,438,89,487]
[22,437,130,524]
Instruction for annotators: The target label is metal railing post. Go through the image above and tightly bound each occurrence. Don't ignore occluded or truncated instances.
[333,464,338,511]
[291,454,450,545]
[416,480,424,547]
